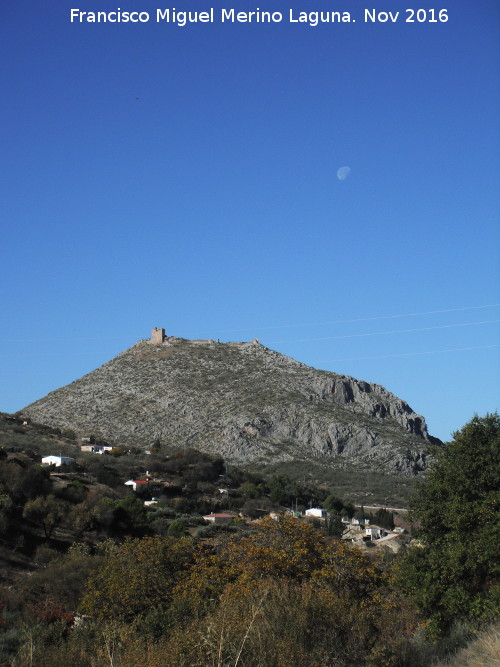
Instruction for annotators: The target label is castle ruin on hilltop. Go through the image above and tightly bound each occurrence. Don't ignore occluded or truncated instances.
[151,327,260,347]
[151,327,166,344]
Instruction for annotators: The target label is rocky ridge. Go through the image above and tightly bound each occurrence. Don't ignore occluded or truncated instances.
[22,336,438,475]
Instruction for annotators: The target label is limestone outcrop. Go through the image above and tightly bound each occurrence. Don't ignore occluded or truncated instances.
[22,337,438,475]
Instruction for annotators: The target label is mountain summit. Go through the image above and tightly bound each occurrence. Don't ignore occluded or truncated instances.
[22,328,437,475]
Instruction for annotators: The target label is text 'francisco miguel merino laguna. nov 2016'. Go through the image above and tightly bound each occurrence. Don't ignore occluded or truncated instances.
[69,8,450,27]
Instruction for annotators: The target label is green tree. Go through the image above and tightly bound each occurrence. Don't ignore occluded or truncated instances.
[112,494,149,535]
[353,506,366,522]
[1,463,52,503]
[167,519,185,538]
[324,511,344,538]
[23,495,69,539]
[342,502,355,518]
[324,494,344,513]
[399,413,500,636]
[373,508,394,530]
[0,493,13,534]
[151,438,162,454]
[268,474,296,505]
[19,545,101,614]
[237,482,260,500]
[70,492,114,534]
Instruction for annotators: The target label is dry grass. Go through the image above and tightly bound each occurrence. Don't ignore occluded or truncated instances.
[436,624,500,667]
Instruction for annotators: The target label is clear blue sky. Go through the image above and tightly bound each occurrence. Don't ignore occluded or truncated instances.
[1,0,498,442]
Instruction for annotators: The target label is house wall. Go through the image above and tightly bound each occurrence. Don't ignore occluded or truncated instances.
[42,456,74,467]
[305,508,327,518]
[204,515,233,524]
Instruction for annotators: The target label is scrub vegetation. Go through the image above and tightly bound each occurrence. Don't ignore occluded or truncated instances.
[0,412,497,666]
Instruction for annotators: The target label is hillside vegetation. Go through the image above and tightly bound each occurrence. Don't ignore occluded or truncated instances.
[0,413,497,666]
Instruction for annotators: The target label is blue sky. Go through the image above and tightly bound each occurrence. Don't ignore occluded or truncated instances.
[1,0,498,442]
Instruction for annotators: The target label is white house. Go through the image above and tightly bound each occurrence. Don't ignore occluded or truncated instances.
[124,480,149,491]
[365,526,391,540]
[81,445,113,454]
[365,527,381,540]
[203,513,234,525]
[305,508,328,518]
[351,517,370,526]
[41,456,75,467]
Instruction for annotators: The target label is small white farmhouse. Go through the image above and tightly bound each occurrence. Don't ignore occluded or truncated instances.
[365,527,381,539]
[351,517,370,526]
[305,508,328,518]
[203,513,234,524]
[80,445,113,454]
[41,456,75,467]
[124,480,148,492]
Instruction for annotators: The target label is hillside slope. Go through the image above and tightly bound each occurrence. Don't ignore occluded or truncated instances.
[22,336,437,474]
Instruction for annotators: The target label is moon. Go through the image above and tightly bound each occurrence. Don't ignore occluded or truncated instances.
[337,166,351,181]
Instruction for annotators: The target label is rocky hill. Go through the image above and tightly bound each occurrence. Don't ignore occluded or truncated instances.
[21,333,439,475]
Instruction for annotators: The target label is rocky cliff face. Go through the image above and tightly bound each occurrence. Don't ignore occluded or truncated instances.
[22,338,437,475]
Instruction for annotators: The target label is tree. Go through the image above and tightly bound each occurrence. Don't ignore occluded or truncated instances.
[373,508,394,530]
[167,518,418,666]
[241,497,272,519]
[112,494,149,535]
[70,493,114,534]
[23,495,69,539]
[324,494,344,513]
[167,519,185,538]
[342,502,355,518]
[151,438,162,454]
[0,463,52,503]
[237,482,260,500]
[268,475,292,505]
[399,413,500,636]
[0,493,13,534]
[223,515,326,583]
[324,511,344,538]
[353,506,366,522]
[19,545,100,614]
[80,536,198,621]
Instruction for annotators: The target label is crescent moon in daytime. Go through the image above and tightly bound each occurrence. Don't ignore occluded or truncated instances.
[337,166,351,181]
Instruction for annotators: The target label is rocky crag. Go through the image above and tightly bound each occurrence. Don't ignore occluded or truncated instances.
[22,333,439,475]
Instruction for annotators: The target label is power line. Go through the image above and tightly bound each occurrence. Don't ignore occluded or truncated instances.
[0,305,498,345]
[267,319,500,345]
[217,303,500,334]
[313,344,500,363]
[0,335,132,344]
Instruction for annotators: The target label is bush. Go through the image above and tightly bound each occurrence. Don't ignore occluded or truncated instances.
[167,520,185,538]
[196,523,236,537]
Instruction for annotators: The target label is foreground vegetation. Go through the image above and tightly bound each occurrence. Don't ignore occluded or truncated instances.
[398,413,500,637]
[0,413,497,665]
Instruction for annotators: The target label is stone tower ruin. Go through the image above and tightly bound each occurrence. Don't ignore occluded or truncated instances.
[151,327,166,344]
